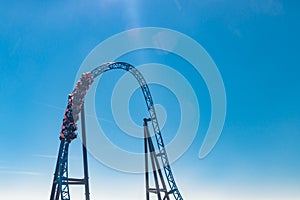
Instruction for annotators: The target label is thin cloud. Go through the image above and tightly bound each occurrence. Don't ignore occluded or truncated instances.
[32,100,114,124]
[33,154,57,159]
[0,169,41,176]
[34,154,81,161]
[32,100,65,112]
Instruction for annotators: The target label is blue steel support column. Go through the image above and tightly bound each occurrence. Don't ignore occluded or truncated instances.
[80,103,90,200]
[50,140,63,200]
[57,140,70,200]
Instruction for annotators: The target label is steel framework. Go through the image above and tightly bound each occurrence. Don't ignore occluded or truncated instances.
[50,104,90,200]
[50,62,184,200]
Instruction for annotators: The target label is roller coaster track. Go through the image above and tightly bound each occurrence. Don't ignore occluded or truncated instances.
[51,62,183,200]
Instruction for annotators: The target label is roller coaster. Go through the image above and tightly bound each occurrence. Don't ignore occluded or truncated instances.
[50,62,185,200]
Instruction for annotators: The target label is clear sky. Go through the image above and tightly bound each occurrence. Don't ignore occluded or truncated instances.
[0,0,300,200]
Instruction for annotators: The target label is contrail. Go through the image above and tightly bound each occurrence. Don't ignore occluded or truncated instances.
[32,100,114,124]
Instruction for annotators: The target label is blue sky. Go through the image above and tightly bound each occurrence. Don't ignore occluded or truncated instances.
[0,0,300,200]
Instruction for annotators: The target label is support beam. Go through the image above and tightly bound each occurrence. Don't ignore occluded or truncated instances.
[49,105,91,200]
[81,103,90,200]
[144,118,170,200]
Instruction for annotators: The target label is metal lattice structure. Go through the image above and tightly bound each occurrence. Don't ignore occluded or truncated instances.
[50,62,184,200]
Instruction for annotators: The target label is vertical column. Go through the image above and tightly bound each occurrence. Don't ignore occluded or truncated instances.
[144,121,150,200]
[50,140,63,200]
[81,103,90,200]
[144,118,163,200]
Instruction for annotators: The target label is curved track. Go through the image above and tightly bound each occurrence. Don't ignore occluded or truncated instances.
[57,62,183,200]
